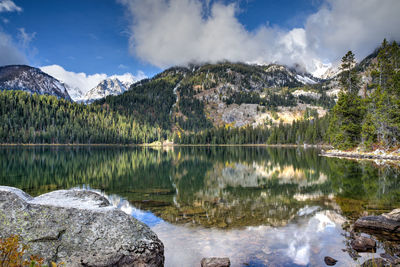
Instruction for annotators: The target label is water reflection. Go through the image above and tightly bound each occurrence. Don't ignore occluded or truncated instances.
[1,146,399,227]
[1,146,399,266]
[105,192,384,267]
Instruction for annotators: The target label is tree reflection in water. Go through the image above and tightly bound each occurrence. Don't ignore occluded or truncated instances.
[1,146,399,266]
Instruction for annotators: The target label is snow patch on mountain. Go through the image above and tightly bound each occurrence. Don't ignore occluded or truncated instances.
[295,75,317,85]
[63,83,85,102]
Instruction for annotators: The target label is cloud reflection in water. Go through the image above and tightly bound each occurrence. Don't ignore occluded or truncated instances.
[107,192,372,267]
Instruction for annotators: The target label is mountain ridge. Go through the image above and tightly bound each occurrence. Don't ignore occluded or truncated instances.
[0,65,72,101]
[95,62,334,132]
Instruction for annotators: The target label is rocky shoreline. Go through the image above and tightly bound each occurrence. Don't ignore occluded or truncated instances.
[346,209,400,266]
[321,149,400,161]
[0,186,164,266]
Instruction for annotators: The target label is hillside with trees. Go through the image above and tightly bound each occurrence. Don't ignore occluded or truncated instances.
[94,62,333,135]
[176,39,400,149]
[0,90,167,144]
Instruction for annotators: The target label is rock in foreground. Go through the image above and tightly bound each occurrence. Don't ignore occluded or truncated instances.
[0,186,164,266]
[354,209,400,240]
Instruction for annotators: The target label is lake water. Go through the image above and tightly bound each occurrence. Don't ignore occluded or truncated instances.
[1,146,399,266]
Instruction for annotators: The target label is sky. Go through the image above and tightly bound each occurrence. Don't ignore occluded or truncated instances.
[1,0,400,94]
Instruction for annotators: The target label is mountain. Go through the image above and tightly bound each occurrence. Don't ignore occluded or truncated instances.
[63,83,86,102]
[95,62,333,132]
[82,78,132,103]
[0,65,71,101]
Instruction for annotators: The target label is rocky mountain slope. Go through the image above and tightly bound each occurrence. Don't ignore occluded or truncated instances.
[0,65,71,100]
[96,62,334,132]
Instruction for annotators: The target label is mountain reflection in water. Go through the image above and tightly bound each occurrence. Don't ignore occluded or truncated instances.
[1,146,399,266]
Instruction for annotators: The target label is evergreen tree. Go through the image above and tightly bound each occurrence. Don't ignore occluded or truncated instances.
[329,51,364,149]
[339,51,361,94]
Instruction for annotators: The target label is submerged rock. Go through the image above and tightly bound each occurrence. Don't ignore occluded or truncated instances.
[0,186,164,267]
[201,257,231,267]
[354,209,400,240]
[324,256,338,266]
[350,236,376,252]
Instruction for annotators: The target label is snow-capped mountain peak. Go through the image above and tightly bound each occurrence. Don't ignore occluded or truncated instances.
[83,77,132,103]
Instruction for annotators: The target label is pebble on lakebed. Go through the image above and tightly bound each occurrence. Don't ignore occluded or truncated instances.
[0,186,164,267]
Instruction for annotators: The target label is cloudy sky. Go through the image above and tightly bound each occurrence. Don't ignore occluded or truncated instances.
[1,0,400,92]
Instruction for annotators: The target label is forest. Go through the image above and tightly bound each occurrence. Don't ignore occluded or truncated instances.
[0,90,168,144]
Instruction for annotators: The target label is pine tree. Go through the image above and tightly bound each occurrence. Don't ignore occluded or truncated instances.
[339,51,361,94]
[329,51,364,149]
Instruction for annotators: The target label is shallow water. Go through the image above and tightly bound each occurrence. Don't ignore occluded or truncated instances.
[1,146,399,266]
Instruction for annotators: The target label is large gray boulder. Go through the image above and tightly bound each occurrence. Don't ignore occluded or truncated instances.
[0,186,164,266]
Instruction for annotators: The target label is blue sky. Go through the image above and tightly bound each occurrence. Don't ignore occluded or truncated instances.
[1,0,400,93]
[1,0,321,77]
[2,0,158,76]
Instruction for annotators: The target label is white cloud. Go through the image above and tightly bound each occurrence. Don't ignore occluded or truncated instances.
[111,71,147,84]
[41,65,108,93]
[0,1,27,66]
[17,28,36,48]
[118,0,400,77]
[0,0,22,13]
[40,64,147,100]
[304,0,400,62]
[0,30,27,65]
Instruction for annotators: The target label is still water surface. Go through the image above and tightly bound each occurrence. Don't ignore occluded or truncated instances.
[1,146,400,266]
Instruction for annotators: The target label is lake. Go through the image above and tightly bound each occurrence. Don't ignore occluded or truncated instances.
[1,146,399,266]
